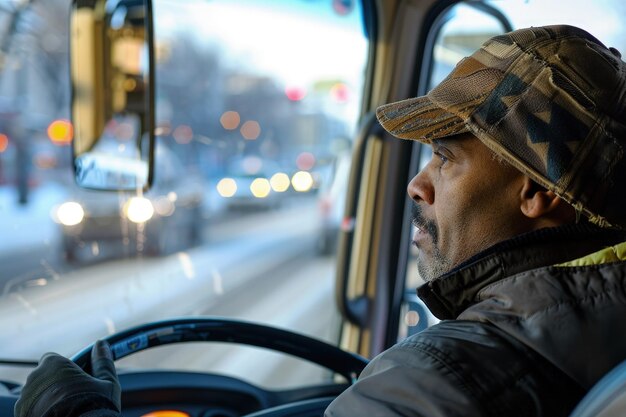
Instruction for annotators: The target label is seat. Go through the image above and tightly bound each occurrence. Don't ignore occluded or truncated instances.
[568,360,626,417]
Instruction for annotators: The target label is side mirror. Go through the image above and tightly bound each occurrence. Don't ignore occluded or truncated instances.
[70,0,155,191]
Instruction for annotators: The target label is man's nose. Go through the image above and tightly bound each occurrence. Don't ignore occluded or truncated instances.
[407,169,434,205]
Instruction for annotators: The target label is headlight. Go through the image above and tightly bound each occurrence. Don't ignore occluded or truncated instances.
[217,178,237,197]
[270,172,290,192]
[250,178,271,198]
[291,171,314,192]
[124,196,154,223]
[55,201,85,226]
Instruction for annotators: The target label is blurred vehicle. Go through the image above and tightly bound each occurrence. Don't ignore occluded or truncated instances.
[55,143,204,261]
[216,156,289,211]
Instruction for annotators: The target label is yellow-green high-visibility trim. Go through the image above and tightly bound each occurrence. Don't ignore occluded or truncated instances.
[556,241,626,267]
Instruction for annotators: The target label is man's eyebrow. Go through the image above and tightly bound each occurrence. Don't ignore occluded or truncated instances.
[432,137,463,150]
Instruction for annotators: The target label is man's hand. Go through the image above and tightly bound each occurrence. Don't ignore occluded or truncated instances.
[15,340,121,417]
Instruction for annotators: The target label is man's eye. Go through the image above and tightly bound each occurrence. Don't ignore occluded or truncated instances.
[434,150,448,164]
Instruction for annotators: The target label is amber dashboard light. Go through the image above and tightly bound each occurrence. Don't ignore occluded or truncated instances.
[141,411,190,417]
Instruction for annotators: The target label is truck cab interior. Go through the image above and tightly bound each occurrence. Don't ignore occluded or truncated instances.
[0,0,625,416]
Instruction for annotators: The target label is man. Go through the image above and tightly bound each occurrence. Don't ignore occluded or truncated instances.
[325,24,626,416]
[15,24,626,417]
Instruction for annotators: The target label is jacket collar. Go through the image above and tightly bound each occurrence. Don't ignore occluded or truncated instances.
[417,223,626,320]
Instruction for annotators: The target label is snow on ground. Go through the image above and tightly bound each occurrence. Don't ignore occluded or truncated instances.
[0,183,67,253]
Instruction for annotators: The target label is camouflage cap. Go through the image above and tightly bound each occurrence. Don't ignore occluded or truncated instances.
[377,25,626,229]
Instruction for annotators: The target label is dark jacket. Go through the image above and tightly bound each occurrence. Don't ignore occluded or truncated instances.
[325,224,626,416]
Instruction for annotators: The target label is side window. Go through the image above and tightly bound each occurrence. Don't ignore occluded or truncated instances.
[398,2,508,341]
[397,0,626,343]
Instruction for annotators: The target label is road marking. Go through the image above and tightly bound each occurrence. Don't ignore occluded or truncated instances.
[40,259,61,281]
[12,293,37,316]
[104,317,116,334]
[212,267,224,295]
[91,242,100,256]
[177,252,195,279]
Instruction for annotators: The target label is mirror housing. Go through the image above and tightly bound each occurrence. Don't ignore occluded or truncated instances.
[70,0,155,191]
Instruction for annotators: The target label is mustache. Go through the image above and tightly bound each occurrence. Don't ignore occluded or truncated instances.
[411,203,438,244]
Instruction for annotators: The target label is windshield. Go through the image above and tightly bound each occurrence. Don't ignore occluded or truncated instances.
[0,0,368,388]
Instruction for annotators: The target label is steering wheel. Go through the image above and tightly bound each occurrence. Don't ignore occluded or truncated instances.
[71,317,368,416]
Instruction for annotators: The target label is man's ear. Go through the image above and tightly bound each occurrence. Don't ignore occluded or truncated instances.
[519,177,564,219]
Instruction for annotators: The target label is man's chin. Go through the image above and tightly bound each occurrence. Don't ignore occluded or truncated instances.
[417,254,450,283]
[417,260,437,283]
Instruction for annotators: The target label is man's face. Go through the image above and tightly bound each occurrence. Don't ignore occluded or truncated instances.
[408,133,530,281]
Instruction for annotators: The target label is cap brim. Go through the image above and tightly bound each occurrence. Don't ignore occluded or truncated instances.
[376,96,468,143]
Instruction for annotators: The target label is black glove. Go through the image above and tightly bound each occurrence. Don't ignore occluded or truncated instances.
[15,340,121,417]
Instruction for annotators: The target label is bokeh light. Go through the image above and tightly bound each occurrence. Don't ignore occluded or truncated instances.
[332,0,354,15]
[217,178,237,197]
[220,111,241,130]
[291,171,314,192]
[124,196,154,223]
[330,82,350,102]
[55,202,85,226]
[285,85,307,101]
[240,120,261,140]
[154,196,176,217]
[47,119,73,146]
[250,178,271,198]
[296,152,316,170]
[242,156,263,175]
[173,124,194,144]
[270,172,290,192]
[404,310,421,327]
[155,122,172,137]
[0,134,9,153]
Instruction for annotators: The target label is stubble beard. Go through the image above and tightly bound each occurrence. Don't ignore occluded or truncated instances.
[411,203,452,282]
[417,245,452,282]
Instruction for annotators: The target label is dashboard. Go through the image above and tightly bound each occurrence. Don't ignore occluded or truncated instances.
[1,371,347,417]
